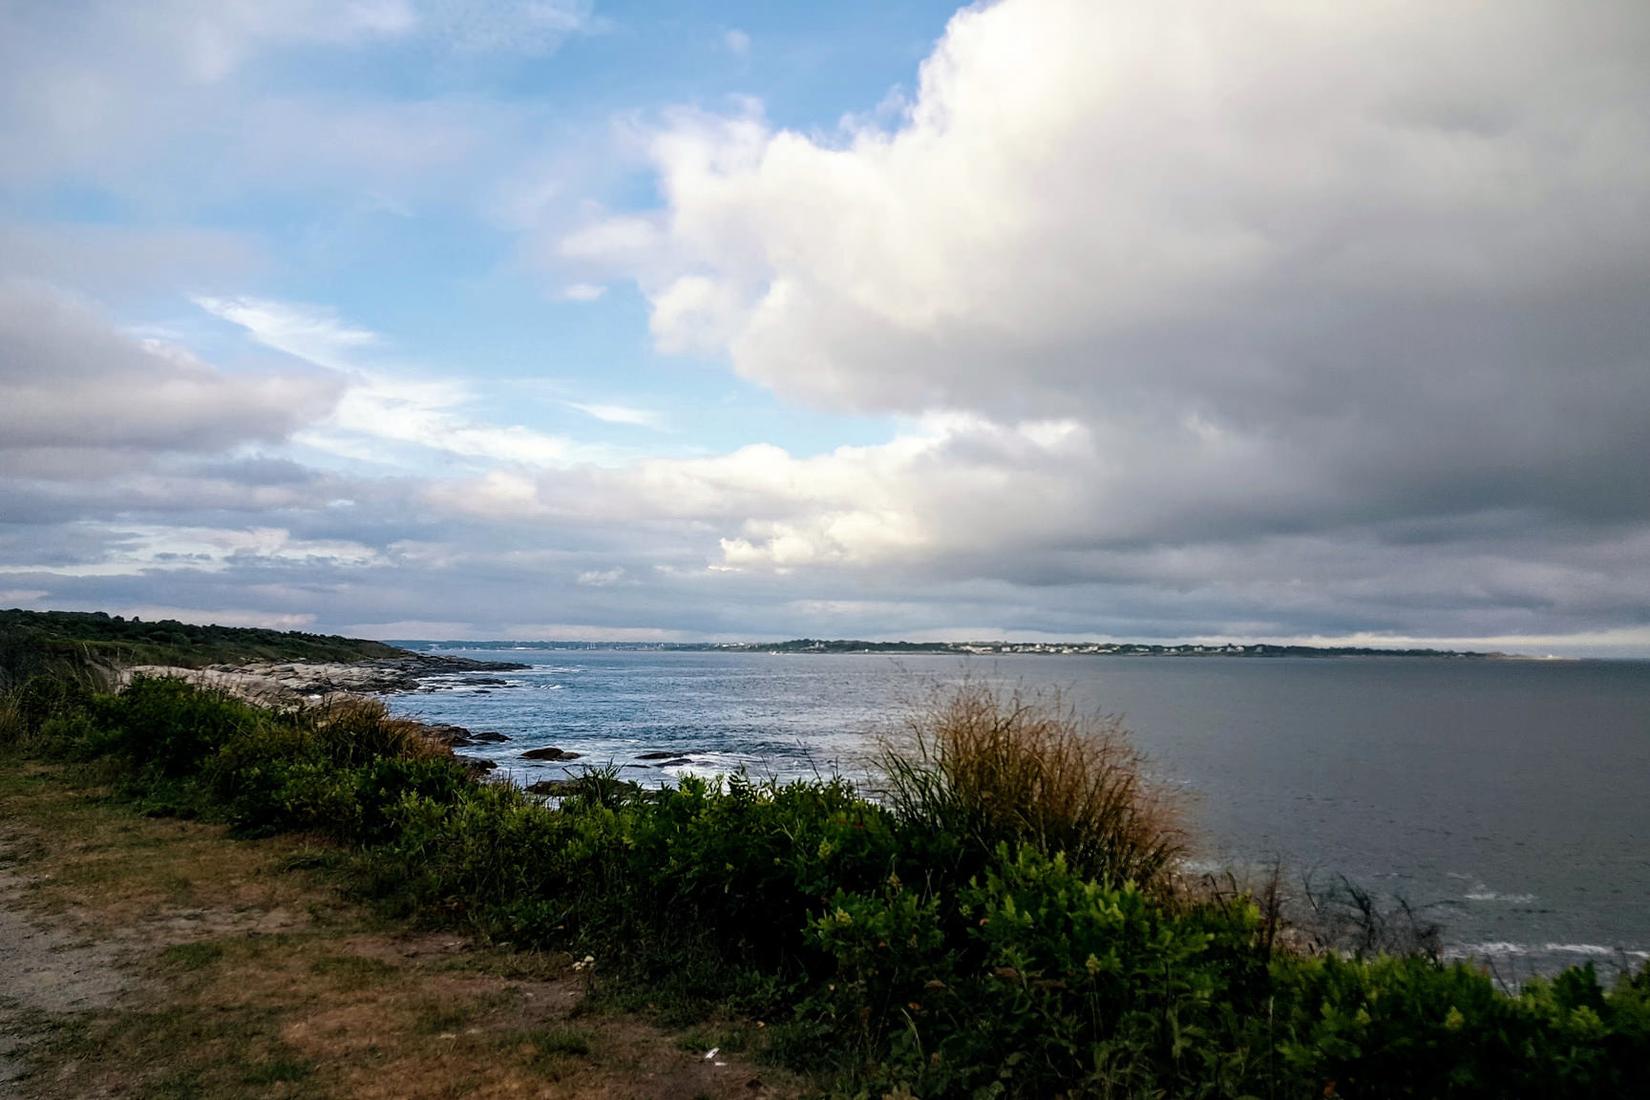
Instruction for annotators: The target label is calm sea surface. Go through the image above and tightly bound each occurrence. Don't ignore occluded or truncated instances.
[386,649,1650,977]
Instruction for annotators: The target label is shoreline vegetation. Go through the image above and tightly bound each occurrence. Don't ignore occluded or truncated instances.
[2,612,1647,1096]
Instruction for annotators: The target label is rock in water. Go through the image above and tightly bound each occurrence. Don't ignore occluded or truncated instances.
[521,746,581,761]
[423,723,478,747]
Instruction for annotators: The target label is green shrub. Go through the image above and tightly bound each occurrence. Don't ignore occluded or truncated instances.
[100,676,267,776]
[804,845,1261,1098]
[1268,954,1650,1097]
[352,756,473,843]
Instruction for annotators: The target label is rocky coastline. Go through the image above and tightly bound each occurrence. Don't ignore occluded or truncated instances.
[117,652,527,705]
[114,652,711,793]
[116,652,530,769]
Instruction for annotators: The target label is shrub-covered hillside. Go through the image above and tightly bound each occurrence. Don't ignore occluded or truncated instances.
[0,608,405,688]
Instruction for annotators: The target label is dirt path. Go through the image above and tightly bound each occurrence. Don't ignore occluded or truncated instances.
[0,764,803,1099]
[0,861,130,1089]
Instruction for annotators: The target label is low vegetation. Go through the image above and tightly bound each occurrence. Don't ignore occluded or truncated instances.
[3,671,1647,1097]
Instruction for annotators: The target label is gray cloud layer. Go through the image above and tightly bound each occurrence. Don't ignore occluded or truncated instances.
[2,0,1648,653]
[0,282,341,457]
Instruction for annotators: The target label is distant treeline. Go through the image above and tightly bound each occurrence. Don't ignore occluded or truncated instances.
[395,636,1495,658]
[0,608,403,688]
[724,639,1496,657]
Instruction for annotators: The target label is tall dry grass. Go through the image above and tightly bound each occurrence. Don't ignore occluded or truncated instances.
[301,695,447,765]
[878,681,1186,892]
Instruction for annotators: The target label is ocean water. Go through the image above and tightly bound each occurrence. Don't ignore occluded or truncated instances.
[386,649,1650,977]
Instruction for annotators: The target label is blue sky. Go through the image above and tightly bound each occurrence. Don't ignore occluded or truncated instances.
[3,1,1649,654]
[42,1,960,459]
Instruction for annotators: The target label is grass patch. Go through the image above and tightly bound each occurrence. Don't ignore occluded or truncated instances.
[497,1026,597,1081]
[309,954,398,988]
[675,1024,751,1056]
[531,1026,593,1058]
[414,1001,473,1035]
[240,1055,315,1086]
[160,942,226,971]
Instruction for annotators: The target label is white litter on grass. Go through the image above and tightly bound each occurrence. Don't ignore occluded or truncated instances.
[703,1047,719,1061]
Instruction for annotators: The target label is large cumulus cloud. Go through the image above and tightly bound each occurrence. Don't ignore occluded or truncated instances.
[543,0,1650,647]
[563,0,1650,530]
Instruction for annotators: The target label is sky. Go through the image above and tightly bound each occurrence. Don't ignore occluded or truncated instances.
[1,0,1648,655]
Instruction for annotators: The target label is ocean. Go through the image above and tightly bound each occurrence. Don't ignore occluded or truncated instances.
[385,648,1650,978]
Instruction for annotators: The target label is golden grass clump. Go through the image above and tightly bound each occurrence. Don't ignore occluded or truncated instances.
[879,681,1186,891]
[303,695,447,764]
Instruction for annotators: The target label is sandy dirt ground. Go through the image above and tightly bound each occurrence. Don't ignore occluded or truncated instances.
[0,765,801,1099]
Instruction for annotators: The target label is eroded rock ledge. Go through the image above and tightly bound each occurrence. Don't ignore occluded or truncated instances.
[117,653,527,707]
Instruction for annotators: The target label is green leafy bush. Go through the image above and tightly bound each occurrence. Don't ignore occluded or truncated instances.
[99,675,267,776]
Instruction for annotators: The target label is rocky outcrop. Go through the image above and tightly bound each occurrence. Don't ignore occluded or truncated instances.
[117,653,528,708]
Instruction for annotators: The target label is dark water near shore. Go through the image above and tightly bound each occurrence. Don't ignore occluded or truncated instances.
[386,649,1650,978]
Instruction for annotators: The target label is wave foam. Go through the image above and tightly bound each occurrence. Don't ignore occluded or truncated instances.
[1451,942,1649,960]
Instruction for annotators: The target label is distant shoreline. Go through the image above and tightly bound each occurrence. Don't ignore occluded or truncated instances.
[391,638,1516,659]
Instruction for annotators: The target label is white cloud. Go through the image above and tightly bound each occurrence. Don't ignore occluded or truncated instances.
[0,524,381,577]
[576,567,626,586]
[194,295,378,370]
[0,2,548,205]
[146,0,420,83]
[569,0,1650,428]
[724,29,750,56]
[553,0,1650,611]
[304,373,575,467]
[421,0,597,56]
[565,401,664,429]
[560,282,607,301]
[196,295,581,468]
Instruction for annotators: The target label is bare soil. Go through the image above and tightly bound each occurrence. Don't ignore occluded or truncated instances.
[0,762,804,1099]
